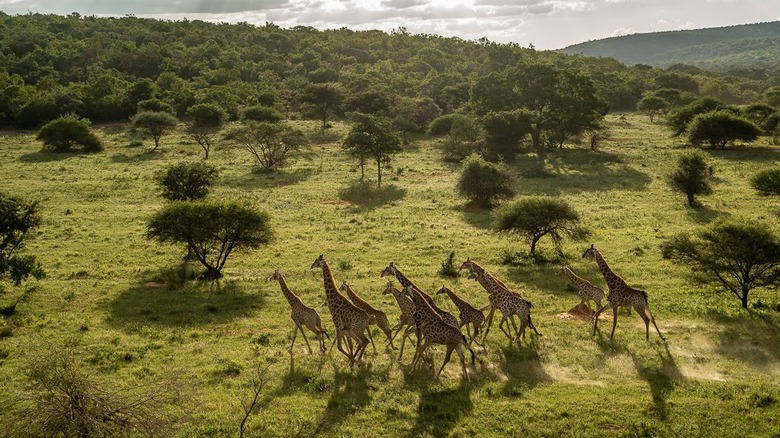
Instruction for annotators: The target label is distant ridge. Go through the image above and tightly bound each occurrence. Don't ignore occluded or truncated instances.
[558,21,780,72]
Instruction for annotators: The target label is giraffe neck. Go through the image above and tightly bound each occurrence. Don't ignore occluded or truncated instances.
[593,249,626,288]
[276,274,301,306]
[444,289,470,312]
[409,289,439,321]
[393,267,438,308]
[562,267,584,285]
[344,284,369,308]
[320,261,346,304]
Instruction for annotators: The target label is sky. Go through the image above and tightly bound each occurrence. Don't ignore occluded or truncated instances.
[0,0,777,50]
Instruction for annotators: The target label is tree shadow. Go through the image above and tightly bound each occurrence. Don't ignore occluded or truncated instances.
[711,309,780,364]
[630,344,684,421]
[703,146,780,162]
[109,151,166,163]
[405,381,473,438]
[497,340,551,397]
[339,182,406,212]
[459,205,493,231]
[685,204,728,224]
[18,151,79,163]
[221,167,316,190]
[103,277,265,330]
[513,150,652,196]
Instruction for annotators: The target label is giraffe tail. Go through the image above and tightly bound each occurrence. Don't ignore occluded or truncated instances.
[322,329,331,340]
[525,299,533,308]
[640,290,649,305]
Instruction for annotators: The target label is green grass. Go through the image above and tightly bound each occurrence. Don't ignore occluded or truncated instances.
[1,114,780,437]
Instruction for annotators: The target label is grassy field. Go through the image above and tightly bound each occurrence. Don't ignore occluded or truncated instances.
[1,113,780,437]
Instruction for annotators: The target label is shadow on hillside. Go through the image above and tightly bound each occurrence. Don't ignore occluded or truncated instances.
[222,167,316,190]
[459,205,493,231]
[339,182,406,212]
[18,151,77,163]
[405,381,473,438]
[630,344,684,421]
[497,339,551,397]
[104,278,264,330]
[712,309,780,364]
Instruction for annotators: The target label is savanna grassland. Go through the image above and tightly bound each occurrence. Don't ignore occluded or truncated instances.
[1,113,780,437]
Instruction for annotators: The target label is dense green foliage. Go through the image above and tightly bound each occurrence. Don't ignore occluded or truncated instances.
[35,114,102,152]
[688,110,762,148]
[438,115,485,162]
[751,168,780,195]
[661,218,780,309]
[493,197,585,258]
[667,151,714,207]
[146,201,273,279]
[185,103,227,159]
[666,97,728,136]
[0,192,44,286]
[155,162,219,202]
[455,153,514,208]
[560,21,780,72]
[241,105,283,123]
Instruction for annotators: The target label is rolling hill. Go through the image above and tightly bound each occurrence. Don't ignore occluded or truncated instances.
[559,21,780,72]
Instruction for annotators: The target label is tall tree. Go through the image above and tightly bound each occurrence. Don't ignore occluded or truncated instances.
[131,111,178,150]
[0,192,44,286]
[667,151,714,207]
[185,103,227,159]
[342,113,402,188]
[226,121,308,170]
[301,82,344,130]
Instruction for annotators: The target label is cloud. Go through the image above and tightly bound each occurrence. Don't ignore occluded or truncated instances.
[609,27,634,37]
[381,0,426,9]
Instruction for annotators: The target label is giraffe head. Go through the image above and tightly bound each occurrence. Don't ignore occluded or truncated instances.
[582,244,597,260]
[311,254,326,269]
[380,262,397,278]
[459,257,476,272]
[338,281,350,293]
[382,284,399,296]
[401,285,416,300]
[435,285,450,295]
[267,269,282,282]
[555,266,567,276]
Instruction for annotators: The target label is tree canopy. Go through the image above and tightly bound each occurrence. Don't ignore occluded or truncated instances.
[342,113,403,188]
[0,192,44,286]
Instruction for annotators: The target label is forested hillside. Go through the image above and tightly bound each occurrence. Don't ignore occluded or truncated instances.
[559,21,780,73]
[0,12,776,134]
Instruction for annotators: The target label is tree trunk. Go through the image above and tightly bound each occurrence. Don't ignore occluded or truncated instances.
[530,236,540,258]
[741,286,749,309]
[376,157,382,188]
[687,193,696,207]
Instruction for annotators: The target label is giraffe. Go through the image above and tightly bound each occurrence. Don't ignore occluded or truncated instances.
[581,244,665,341]
[402,286,475,379]
[381,261,459,365]
[339,281,396,351]
[556,266,605,311]
[268,270,328,354]
[460,258,540,343]
[435,285,485,346]
[382,284,417,359]
[311,254,372,366]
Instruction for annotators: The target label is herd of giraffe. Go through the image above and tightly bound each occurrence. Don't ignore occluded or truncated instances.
[269,246,664,379]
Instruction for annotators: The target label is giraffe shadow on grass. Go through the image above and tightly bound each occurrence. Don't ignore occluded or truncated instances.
[497,340,551,397]
[312,366,381,435]
[630,343,684,421]
[405,381,474,438]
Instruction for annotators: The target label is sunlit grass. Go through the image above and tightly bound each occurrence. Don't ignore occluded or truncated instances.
[1,114,779,436]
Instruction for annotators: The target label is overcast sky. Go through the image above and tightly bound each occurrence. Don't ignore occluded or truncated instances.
[0,0,777,50]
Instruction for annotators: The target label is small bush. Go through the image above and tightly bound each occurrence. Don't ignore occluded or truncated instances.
[242,105,284,123]
[155,161,219,201]
[456,153,514,208]
[36,114,102,153]
[438,251,459,278]
[751,168,780,196]
[427,113,471,136]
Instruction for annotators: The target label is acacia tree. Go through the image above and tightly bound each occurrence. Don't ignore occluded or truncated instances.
[668,151,713,207]
[185,103,227,159]
[456,153,514,208]
[342,113,402,188]
[146,201,273,279]
[155,161,219,201]
[0,192,44,286]
[637,95,669,122]
[301,82,344,130]
[493,197,586,258]
[131,111,178,150]
[661,219,780,309]
[226,121,308,170]
[688,110,762,149]
[36,114,102,153]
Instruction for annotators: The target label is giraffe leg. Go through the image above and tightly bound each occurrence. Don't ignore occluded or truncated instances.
[366,326,377,354]
[290,324,300,352]
[481,308,496,344]
[411,339,431,371]
[591,303,608,335]
[640,306,665,341]
[399,325,415,360]
[454,344,469,380]
[354,331,369,365]
[379,317,396,350]
[298,324,314,354]
[498,315,514,342]
[609,306,619,340]
[436,346,454,379]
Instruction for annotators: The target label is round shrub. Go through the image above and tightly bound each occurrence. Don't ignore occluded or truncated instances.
[427,113,471,136]
[751,168,780,196]
[242,105,283,123]
[456,153,514,208]
[36,114,102,153]
[155,161,219,201]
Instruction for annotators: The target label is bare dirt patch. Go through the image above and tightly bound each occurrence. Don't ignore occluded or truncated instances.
[555,303,611,321]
